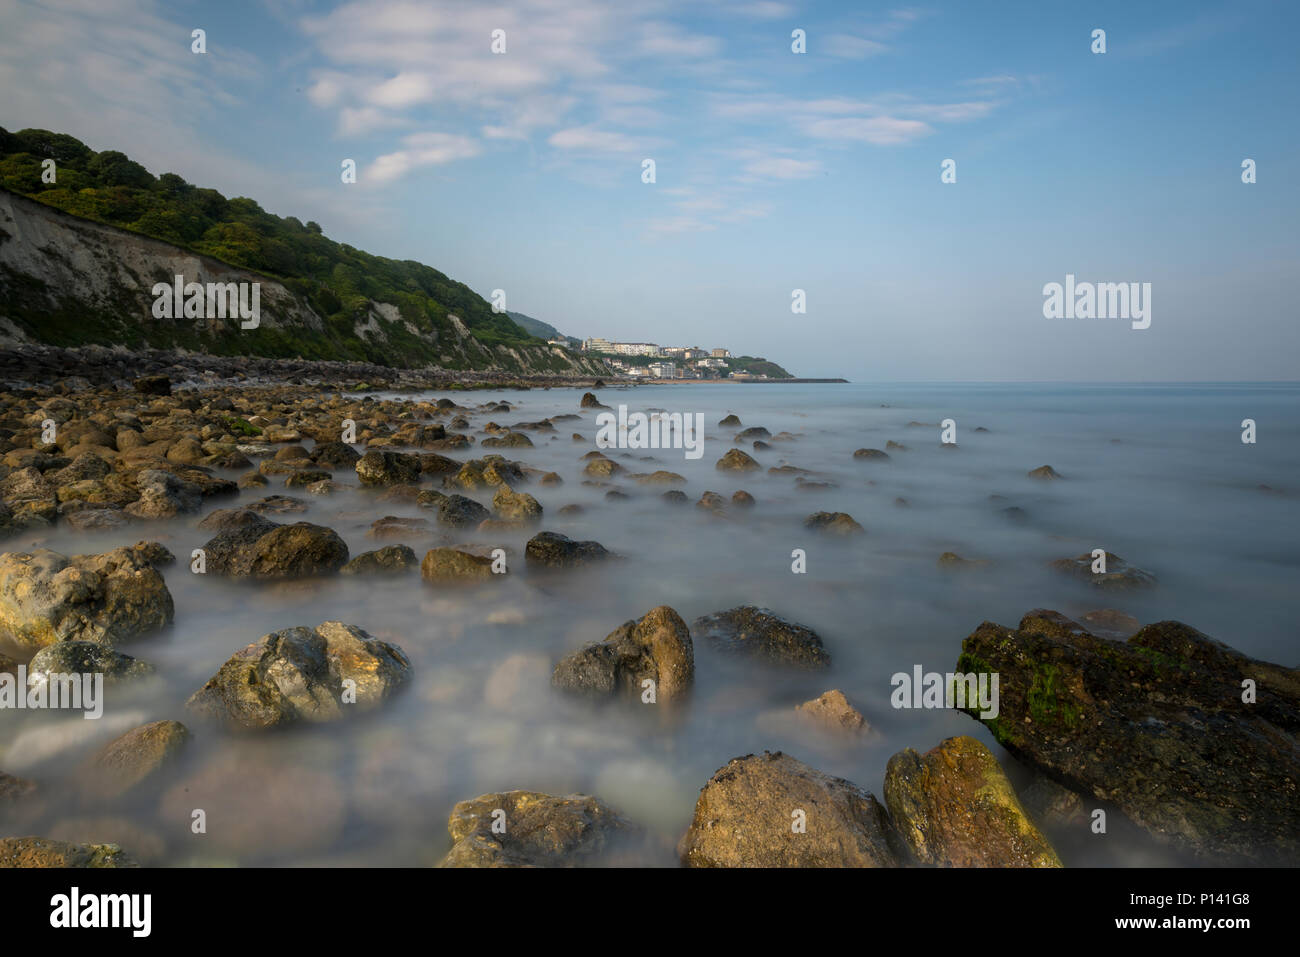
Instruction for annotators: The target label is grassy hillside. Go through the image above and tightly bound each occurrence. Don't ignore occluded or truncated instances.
[0,127,541,361]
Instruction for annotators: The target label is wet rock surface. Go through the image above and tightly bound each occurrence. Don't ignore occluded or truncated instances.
[552,605,694,702]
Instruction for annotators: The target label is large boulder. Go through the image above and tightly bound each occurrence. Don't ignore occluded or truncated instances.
[186,621,411,730]
[27,641,154,686]
[678,752,900,867]
[492,484,542,522]
[341,545,419,576]
[884,736,1061,867]
[200,514,348,578]
[440,791,639,867]
[552,606,694,702]
[954,609,1300,862]
[691,606,830,668]
[124,468,203,519]
[421,546,497,583]
[0,543,174,652]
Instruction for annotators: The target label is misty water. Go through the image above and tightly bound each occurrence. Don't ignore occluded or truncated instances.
[3,381,1297,866]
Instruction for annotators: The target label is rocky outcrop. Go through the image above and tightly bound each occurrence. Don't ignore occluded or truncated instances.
[954,609,1300,862]
[678,752,900,867]
[884,736,1061,867]
[186,621,411,730]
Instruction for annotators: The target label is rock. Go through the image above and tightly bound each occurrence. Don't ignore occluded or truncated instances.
[580,392,609,410]
[1081,608,1142,638]
[419,453,461,475]
[716,448,760,472]
[124,468,202,519]
[309,441,360,469]
[0,771,36,802]
[631,470,685,486]
[1020,775,1089,830]
[552,606,694,702]
[804,511,864,535]
[421,547,497,582]
[90,720,190,797]
[341,545,418,575]
[734,427,770,442]
[27,641,154,685]
[525,531,611,568]
[63,508,127,531]
[954,609,1300,862]
[937,552,991,570]
[187,621,411,731]
[492,484,542,521]
[795,690,869,736]
[284,469,331,488]
[718,414,742,427]
[731,490,755,507]
[583,457,622,479]
[691,606,831,668]
[696,490,727,511]
[0,837,138,868]
[481,431,534,449]
[852,448,891,461]
[440,791,639,867]
[0,544,174,652]
[886,440,907,450]
[662,490,688,505]
[434,493,491,528]
[355,449,421,486]
[133,374,171,396]
[1028,465,1062,480]
[884,736,1061,867]
[201,517,348,578]
[368,515,430,539]
[1048,551,1156,591]
[678,752,899,867]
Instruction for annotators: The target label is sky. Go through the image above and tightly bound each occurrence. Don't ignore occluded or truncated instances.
[1,0,1297,380]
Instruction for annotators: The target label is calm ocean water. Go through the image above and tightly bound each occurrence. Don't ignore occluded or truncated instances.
[3,381,1297,866]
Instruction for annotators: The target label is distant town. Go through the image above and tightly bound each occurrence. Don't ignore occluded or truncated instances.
[566,339,787,380]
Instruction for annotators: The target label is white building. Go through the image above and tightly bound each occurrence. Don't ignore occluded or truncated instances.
[648,361,677,379]
[583,337,614,353]
[612,342,661,357]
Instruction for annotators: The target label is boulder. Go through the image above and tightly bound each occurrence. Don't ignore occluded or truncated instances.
[200,516,348,578]
[0,543,174,652]
[90,720,190,797]
[1048,551,1155,590]
[691,606,830,668]
[954,609,1300,862]
[552,606,694,702]
[492,484,542,522]
[795,689,868,736]
[421,546,497,583]
[440,791,638,867]
[186,621,411,731]
[341,545,419,575]
[804,511,864,535]
[355,450,421,486]
[525,531,611,568]
[716,448,760,472]
[678,752,899,867]
[27,641,154,686]
[0,837,138,868]
[884,736,1061,867]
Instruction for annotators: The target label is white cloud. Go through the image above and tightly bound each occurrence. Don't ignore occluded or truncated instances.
[741,156,821,179]
[549,126,643,154]
[366,132,481,182]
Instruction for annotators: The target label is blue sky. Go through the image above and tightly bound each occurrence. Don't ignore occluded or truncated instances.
[1,0,1297,380]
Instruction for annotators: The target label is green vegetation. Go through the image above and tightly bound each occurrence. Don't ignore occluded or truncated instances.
[0,127,562,367]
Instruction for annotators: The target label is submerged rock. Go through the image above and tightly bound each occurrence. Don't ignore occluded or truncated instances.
[440,791,639,867]
[525,531,611,568]
[852,448,891,461]
[884,735,1061,867]
[1048,551,1155,591]
[27,641,154,685]
[0,543,174,652]
[803,511,864,535]
[552,605,694,702]
[678,752,899,867]
[715,448,760,472]
[692,606,831,668]
[90,720,190,797]
[1028,465,1062,480]
[954,609,1300,862]
[795,689,869,736]
[186,621,411,731]
[340,545,419,575]
[421,546,497,583]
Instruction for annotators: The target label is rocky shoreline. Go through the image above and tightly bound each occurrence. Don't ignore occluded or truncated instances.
[0,368,1295,867]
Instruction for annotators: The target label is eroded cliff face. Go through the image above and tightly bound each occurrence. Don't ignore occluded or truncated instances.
[0,189,608,376]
